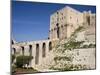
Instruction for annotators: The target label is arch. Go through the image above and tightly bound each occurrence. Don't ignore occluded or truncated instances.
[87,16,90,25]
[56,23,60,38]
[49,42,52,51]
[12,48,16,55]
[29,45,32,56]
[61,25,64,39]
[42,43,46,57]
[64,24,67,39]
[21,46,24,55]
[12,40,14,44]
[35,44,39,64]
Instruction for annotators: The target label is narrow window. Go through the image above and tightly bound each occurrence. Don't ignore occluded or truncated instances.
[42,43,46,57]
[12,48,16,55]
[29,45,32,56]
[21,46,24,56]
[35,44,39,64]
[56,23,59,38]
[49,42,52,51]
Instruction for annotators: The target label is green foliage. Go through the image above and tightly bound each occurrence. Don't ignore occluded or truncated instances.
[88,44,96,48]
[71,26,84,37]
[12,65,16,74]
[75,26,84,32]
[55,26,85,53]
[54,56,72,61]
[82,44,96,48]
[82,45,89,48]
[15,55,33,68]
[50,64,87,71]
[62,26,84,51]
[63,41,84,50]
[12,54,15,63]
[49,64,73,71]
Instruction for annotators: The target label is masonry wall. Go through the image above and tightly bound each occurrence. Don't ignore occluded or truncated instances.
[52,48,96,70]
[12,39,59,70]
[72,48,96,69]
[49,6,84,40]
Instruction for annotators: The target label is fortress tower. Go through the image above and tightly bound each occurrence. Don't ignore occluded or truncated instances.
[49,6,96,40]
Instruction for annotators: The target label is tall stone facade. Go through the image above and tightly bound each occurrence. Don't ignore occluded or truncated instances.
[12,6,96,71]
[49,6,96,40]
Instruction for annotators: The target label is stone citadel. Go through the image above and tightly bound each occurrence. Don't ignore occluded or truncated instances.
[12,6,96,71]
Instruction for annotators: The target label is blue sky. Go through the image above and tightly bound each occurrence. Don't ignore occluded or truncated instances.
[12,1,96,42]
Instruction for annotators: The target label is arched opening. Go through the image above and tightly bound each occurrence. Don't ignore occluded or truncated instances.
[42,43,46,57]
[35,44,39,64]
[87,16,90,25]
[12,40,14,44]
[12,48,16,55]
[64,24,67,39]
[61,25,63,39]
[56,23,60,38]
[21,46,24,56]
[49,42,52,51]
[29,45,32,56]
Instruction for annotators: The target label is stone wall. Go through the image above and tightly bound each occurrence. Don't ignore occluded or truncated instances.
[72,48,96,69]
[49,6,96,40]
[50,48,96,71]
[12,39,59,70]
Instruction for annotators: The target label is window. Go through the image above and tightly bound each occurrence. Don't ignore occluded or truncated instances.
[87,16,90,25]
[29,45,32,56]
[35,44,39,64]
[21,46,24,56]
[42,43,46,57]
[12,48,16,55]
[56,23,60,38]
[49,42,52,51]
[12,40,14,44]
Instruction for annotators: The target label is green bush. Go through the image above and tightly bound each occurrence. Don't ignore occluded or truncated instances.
[54,56,72,61]
[71,26,84,37]
[12,54,15,63]
[50,64,74,71]
[15,55,33,68]
[88,44,96,48]
[12,65,16,74]
[63,41,84,50]
[50,64,88,71]
[82,45,88,48]
[82,44,96,48]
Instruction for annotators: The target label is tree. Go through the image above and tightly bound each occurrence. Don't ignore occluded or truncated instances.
[15,56,33,68]
[12,54,15,63]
